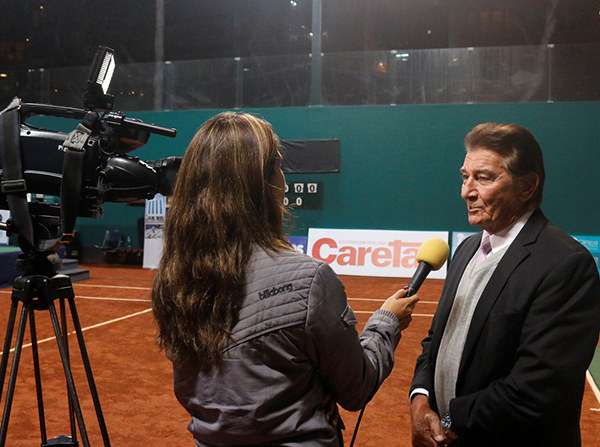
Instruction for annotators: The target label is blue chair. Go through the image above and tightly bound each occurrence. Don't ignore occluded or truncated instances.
[97,230,124,250]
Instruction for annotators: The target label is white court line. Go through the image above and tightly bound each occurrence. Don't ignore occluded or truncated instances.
[0,292,437,307]
[75,284,151,291]
[348,297,438,305]
[0,285,151,294]
[76,295,150,303]
[0,308,152,355]
[586,370,600,406]
[1,290,437,303]
[1,290,437,306]
[354,310,434,317]
[0,290,149,303]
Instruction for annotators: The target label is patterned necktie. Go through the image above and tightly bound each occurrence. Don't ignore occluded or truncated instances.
[476,236,492,264]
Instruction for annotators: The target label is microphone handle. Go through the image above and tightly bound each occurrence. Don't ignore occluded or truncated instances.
[406,261,433,297]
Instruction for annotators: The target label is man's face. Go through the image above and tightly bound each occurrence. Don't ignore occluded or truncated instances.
[460,148,529,234]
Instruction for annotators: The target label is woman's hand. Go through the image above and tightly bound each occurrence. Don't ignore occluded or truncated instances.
[380,286,419,331]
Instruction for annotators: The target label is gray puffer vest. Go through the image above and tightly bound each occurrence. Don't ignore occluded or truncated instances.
[174,246,401,447]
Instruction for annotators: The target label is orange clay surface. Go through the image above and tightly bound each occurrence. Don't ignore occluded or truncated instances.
[0,265,597,446]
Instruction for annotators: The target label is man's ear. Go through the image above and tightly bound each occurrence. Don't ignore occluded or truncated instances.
[519,173,540,203]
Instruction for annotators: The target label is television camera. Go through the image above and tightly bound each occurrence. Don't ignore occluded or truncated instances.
[0,45,180,261]
[0,46,180,447]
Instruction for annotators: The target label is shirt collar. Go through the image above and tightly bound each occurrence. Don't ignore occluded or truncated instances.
[481,209,534,255]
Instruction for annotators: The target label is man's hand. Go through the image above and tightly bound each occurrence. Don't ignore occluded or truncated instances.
[410,394,457,447]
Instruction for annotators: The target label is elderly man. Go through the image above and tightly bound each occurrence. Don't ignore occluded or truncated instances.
[410,123,600,447]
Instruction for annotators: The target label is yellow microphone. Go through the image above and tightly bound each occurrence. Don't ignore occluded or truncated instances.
[406,237,450,297]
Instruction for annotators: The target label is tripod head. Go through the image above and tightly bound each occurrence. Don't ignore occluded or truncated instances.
[0,46,181,262]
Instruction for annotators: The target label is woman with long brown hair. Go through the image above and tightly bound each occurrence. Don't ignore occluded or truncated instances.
[152,111,418,446]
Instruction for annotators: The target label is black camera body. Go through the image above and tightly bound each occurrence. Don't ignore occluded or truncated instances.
[3,103,180,206]
[0,46,180,258]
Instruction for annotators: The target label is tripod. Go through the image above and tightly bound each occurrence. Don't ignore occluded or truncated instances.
[0,252,111,446]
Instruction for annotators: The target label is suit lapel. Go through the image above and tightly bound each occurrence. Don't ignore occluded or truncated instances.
[457,209,548,377]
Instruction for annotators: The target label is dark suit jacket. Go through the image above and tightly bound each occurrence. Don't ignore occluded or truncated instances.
[411,209,600,447]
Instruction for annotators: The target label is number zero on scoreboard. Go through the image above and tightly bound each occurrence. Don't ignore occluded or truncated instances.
[284,181,324,210]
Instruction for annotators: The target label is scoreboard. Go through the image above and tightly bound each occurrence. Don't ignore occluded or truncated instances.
[284,181,324,210]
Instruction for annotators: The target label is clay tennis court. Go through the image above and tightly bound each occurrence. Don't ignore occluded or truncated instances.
[0,264,598,446]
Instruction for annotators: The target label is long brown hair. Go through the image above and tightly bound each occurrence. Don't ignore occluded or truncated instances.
[151,112,291,365]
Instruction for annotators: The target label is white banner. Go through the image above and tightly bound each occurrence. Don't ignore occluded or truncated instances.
[0,210,10,245]
[307,228,449,278]
[143,194,167,269]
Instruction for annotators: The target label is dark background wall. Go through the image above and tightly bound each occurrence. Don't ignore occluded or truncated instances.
[32,101,600,247]
[3,1,599,70]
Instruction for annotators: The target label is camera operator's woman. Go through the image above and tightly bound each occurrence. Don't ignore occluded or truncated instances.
[151,111,419,447]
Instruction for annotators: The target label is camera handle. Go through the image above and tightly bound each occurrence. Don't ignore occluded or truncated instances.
[0,258,111,447]
[60,117,96,242]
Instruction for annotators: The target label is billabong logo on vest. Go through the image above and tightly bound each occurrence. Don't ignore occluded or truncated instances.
[259,284,293,300]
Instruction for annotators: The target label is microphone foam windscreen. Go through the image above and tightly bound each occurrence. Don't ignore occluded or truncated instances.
[416,237,450,270]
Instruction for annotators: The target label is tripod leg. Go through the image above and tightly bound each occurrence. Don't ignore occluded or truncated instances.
[59,298,78,442]
[67,295,112,447]
[29,308,48,445]
[0,302,29,447]
[47,301,90,447]
[0,300,19,401]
